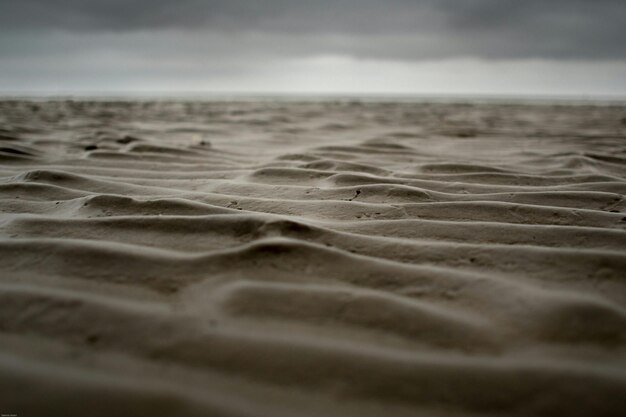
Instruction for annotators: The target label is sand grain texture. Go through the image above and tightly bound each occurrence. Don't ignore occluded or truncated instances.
[1,100,625,416]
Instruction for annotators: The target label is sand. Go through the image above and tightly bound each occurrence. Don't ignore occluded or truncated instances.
[0,99,625,416]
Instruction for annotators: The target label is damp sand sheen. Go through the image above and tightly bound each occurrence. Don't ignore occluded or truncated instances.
[0,100,625,416]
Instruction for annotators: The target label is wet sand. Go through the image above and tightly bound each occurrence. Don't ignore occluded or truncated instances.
[1,99,625,416]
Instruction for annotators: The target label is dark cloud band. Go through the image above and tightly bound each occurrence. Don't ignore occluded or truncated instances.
[1,0,625,60]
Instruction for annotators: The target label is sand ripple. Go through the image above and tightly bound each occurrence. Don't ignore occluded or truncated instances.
[1,100,625,416]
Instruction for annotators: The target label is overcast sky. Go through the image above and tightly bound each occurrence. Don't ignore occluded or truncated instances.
[1,0,625,96]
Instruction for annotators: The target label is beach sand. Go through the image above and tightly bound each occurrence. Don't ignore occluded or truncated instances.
[1,99,625,416]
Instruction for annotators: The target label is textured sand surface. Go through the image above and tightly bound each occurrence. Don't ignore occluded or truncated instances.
[1,99,625,416]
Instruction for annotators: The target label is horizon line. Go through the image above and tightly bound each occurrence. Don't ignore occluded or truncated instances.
[2,91,626,105]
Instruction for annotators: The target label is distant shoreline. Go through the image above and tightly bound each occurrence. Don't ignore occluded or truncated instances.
[2,92,626,106]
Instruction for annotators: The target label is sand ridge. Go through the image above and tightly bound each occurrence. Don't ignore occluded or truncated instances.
[1,100,625,416]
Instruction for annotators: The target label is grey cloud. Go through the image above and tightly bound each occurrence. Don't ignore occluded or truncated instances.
[0,0,625,60]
